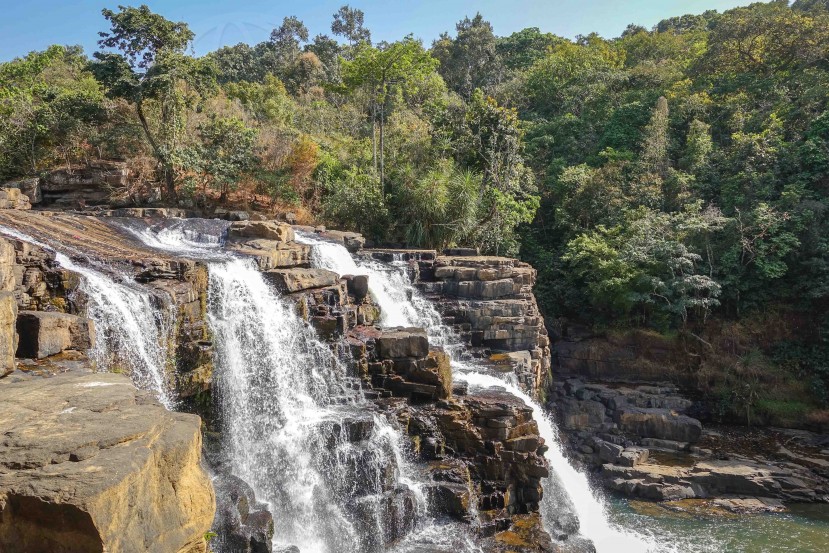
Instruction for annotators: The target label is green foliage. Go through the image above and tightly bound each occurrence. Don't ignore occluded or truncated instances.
[91,5,216,200]
[398,159,481,249]
[432,14,501,98]
[0,45,106,178]
[180,116,257,198]
[319,163,388,238]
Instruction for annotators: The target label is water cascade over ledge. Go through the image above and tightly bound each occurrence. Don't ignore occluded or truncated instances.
[127,220,485,553]
[0,225,176,408]
[301,233,665,553]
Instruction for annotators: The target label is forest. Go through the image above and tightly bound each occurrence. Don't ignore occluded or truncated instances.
[2,1,829,419]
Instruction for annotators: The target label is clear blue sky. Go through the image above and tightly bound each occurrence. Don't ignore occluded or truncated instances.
[0,0,754,62]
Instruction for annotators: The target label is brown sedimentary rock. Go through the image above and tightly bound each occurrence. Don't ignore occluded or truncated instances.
[0,372,216,553]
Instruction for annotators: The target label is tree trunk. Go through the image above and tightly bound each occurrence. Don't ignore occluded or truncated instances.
[136,101,177,204]
[371,99,377,173]
[379,100,385,195]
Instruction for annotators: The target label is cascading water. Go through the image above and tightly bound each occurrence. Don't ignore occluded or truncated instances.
[129,220,445,553]
[0,226,176,408]
[302,234,663,552]
[296,232,431,328]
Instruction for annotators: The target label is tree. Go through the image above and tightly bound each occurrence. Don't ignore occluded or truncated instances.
[564,204,726,326]
[91,5,215,201]
[342,37,439,189]
[454,90,539,254]
[183,116,257,200]
[270,16,309,69]
[399,160,481,248]
[331,5,371,47]
[496,27,563,71]
[306,34,342,84]
[432,14,502,98]
[0,45,106,179]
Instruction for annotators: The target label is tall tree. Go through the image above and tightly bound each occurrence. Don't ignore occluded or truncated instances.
[91,4,215,201]
[331,5,371,47]
[342,37,438,190]
[432,13,502,98]
[270,16,309,69]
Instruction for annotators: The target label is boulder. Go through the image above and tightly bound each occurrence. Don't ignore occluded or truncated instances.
[319,230,365,252]
[212,473,274,553]
[0,372,215,553]
[0,292,16,376]
[614,407,702,443]
[15,311,95,359]
[345,274,369,300]
[0,188,31,210]
[597,440,624,463]
[229,241,310,270]
[227,221,294,242]
[263,268,340,293]
[3,178,41,205]
[376,328,429,359]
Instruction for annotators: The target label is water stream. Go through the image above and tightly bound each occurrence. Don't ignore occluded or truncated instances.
[128,220,478,553]
[301,233,660,552]
[0,225,176,408]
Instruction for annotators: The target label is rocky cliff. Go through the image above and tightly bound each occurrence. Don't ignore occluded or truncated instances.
[0,371,215,553]
[0,213,217,553]
[0,211,568,553]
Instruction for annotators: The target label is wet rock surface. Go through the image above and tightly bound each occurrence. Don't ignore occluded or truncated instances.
[0,214,568,553]
[395,253,552,397]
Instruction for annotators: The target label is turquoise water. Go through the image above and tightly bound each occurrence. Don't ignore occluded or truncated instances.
[608,499,829,553]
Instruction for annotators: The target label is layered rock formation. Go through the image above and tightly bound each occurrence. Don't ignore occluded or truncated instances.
[0,213,567,552]
[0,212,218,552]
[0,187,32,210]
[396,253,552,397]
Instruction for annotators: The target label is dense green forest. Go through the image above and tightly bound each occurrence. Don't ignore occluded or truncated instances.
[2,1,829,417]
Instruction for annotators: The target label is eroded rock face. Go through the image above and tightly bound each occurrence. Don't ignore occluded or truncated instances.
[391,253,552,397]
[40,161,126,207]
[602,457,829,503]
[263,268,340,293]
[0,187,31,210]
[2,178,42,205]
[0,292,16,375]
[227,221,295,242]
[15,311,95,359]
[0,371,215,553]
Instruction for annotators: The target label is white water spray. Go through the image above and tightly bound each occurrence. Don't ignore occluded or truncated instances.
[458,372,659,552]
[295,232,430,327]
[302,236,660,552]
[126,222,434,552]
[0,226,176,408]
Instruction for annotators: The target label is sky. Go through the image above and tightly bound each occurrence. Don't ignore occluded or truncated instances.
[0,0,755,62]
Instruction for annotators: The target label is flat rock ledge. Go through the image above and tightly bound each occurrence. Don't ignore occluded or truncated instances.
[0,372,215,553]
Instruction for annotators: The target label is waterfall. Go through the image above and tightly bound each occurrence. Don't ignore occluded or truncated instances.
[295,232,429,327]
[303,236,662,552]
[0,226,176,408]
[129,221,440,553]
[458,372,660,552]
